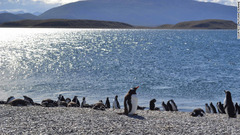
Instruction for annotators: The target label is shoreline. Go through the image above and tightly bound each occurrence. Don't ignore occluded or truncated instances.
[0,105,240,134]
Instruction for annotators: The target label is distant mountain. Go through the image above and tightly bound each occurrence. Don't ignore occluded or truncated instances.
[0,19,235,29]
[0,13,24,24]
[32,12,42,16]
[0,13,38,24]
[39,0,236,26]
[17,13,38,20]
[0,19,133,28]
[157,19,237,29]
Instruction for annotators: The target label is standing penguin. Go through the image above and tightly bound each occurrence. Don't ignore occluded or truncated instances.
[105,97,110,108]
[217,102,225,114]
[113,95,120,109]
[81,97,86,108]
[235,103,240,114]
[205,103,211,113]
[124,86,139,115]
[72,96,80,107]
[167,100,173,111]
[169,99,178,111]
[162,101,169,111]
[224,90,236,118]
[210,102,217,113]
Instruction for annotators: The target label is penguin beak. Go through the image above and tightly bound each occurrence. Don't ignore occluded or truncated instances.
[224,90,227,93]
[135,86,139,90]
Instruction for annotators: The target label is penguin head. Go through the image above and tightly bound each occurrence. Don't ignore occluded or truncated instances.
[58,94,65,101]
[82,97,85,100]
[128,86,139,95]
[115,95,118,99]
[7,96,15,103]
[224,90,232,100]
[23,95,34,105]
[151,99,156,102]
[73,96,78,101]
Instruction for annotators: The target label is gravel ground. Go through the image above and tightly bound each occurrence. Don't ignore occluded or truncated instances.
[0,105,240,134]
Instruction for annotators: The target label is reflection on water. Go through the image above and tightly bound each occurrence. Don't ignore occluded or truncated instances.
[0,28,239,111]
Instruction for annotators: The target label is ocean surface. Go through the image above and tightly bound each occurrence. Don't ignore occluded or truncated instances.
[0,28,240,111]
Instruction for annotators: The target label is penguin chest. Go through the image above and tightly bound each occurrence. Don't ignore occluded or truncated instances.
[127,94,138,114]
[113,100,119,109]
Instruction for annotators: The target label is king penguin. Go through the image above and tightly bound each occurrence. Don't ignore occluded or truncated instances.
[224,90,236,118]
[124,86,139,115]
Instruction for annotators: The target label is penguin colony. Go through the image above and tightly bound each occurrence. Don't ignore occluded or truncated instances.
[191,90,238,118]
[0,87,237,118]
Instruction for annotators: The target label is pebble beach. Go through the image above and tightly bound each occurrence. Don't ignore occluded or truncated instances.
[0,105,240,134]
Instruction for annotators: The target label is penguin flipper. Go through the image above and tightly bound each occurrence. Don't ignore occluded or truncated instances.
[124,97,128,115]
[128,99,132,113]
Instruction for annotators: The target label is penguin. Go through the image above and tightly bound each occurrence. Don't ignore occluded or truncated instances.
[41,99,57,107]
[210,102,217,113]
[65,98,71,104]
[72,96,80,107]
[217,102,225,114]
[167,100,173,111]
[169,99,178,111]
[23,96,35,105]
[105,97,110,108]
[162,101,169,111]
[224,90,236,118]
[235,102,240,114]
[81,97,86,108]
[0,100,6,104]
[58,101,67,107]
[81,97,92,108]
[93,100,105,111]
[58,94,66,102]
[113,95,120,109]
[124,86,139,115]
[68,101,78,107]
[205,103,211,113]
[190,108,205,117]
[57,94,67,107]
[149,99,159,110]
[150,99,156,110]
[6,96,15,104]
[8,97,32,106]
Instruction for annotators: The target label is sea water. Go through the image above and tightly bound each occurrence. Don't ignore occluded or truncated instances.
[0,28,240,111]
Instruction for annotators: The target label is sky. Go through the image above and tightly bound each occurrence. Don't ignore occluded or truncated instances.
[0,0,238,14]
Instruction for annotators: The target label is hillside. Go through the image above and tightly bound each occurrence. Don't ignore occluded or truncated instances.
[0,13,38,24]
[0,19,133,28]
[157,19,237,29]
[0,13,23,24]
[0,19,236,29]
[38,0,236,26]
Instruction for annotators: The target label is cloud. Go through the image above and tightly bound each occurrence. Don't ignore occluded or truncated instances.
[32,0,84,5]
[196,0,238,6]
